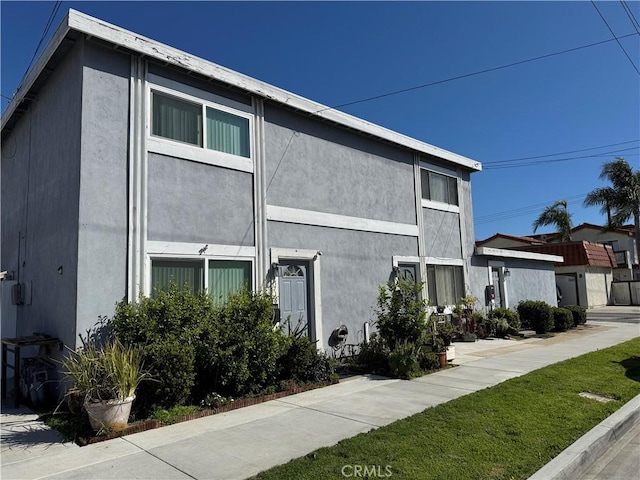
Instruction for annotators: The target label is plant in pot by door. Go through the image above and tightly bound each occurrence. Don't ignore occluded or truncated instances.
[431,335,448,369]
[61,334,148,432]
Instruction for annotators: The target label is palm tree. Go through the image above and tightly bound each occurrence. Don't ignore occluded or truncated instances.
[584,157,640,263]
[532,200,573,242]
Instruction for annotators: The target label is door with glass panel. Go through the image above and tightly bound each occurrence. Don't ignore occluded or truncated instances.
[279,262,311,339]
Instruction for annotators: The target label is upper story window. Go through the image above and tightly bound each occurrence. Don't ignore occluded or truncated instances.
[151,90,251,159]
[421,169,458,206]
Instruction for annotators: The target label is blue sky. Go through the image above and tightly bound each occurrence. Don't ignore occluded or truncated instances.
[2,1,639,241]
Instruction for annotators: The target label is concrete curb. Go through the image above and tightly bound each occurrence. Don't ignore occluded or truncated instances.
[528,393,640,480]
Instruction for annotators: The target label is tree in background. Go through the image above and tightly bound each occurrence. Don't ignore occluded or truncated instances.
[584,157,640,264]
[533,200,573,242]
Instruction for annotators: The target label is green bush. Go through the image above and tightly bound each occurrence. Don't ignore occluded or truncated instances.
[488,308,521,332]
[375,277,428,350]
[277,335,335,384]
[470,312,491,338]
[134,339,195,413]
[552,307,574,332]
[355,334,390,374]
[518,301,554,334]
[388,342,422,379]
[114,284,299,413]
[564,305,587,326]
[418,351,440,371]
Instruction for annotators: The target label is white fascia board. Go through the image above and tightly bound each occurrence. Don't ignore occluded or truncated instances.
[62,10,481,172]
[475,246,563,263]
[1,13,73,131]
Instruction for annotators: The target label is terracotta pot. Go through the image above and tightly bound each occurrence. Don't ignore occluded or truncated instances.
[84,396,135,432]
[437,352,447,368]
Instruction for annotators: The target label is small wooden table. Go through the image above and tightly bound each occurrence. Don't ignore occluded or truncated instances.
[2,335,63,408]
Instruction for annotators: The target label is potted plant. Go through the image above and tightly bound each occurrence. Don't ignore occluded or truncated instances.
[60,334,148,432]
[431,334,448,369]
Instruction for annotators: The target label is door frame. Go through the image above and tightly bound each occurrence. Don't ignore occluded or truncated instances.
[270,248,323,351]
[488,261,508,309]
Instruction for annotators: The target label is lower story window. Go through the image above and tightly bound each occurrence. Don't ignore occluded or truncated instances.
[151,258,252,302]
[426,264,464,306]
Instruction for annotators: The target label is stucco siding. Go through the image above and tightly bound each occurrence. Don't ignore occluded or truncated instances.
[0,41,83,346]
[423,208,462,259]
[268,221,418,348]
[147,153,255,246]
[76,41,130,343]
[263,105,416,225]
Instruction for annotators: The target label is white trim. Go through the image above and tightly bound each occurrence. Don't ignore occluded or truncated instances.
[413,153,429,300]
[419,161,457,177]
[147,240,256,258]
[1,10,482,172]
[392,255,420,268]
[270,248,323,351]
[425,257,464,266]
[147,72,253,114]
[421,199,460,214]
[266,205,419,237]
[475,246,563,263]
[147,137,254,173]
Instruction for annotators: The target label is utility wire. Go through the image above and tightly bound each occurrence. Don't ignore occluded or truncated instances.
[483,139,639,165]
[591,1,640,75]
[620,0,640,32]
[18,1,63,89]
[483,147,638,170]
[315,32,639,112]
[475,193,588,224]
[1,93,14,102]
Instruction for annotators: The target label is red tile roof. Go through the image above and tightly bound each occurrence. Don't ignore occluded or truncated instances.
[512,241,616,268]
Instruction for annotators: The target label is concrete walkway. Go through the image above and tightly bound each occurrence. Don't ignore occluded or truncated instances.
[1,309,639,480]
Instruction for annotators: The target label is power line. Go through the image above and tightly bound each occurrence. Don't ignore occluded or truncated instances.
[483,146,639,170]
[475,193,588,225]
[591,1,640,75]
[620,0,640,33]
[1,93,13,102]
[18,1,63,89]
[315,32,639,113]
[484,139,639,165]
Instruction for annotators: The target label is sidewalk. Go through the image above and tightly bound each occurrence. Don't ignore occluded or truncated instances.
[1,314,639,480]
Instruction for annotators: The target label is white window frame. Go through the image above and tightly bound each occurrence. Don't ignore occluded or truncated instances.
[419,167,460,213]
[425,262,465,307]
[145,241,256,296]
[146,74,255,173]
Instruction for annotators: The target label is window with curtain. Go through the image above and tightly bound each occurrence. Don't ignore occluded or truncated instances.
[421,169,458,206]
[152,92,202,146]
[151,90,251,160]
[206,107,250,157]
[151,260,204,296]
[208,260,252,304]
[426,264,464,305]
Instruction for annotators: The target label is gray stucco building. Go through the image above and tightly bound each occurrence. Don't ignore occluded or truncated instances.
[1,10,557,353]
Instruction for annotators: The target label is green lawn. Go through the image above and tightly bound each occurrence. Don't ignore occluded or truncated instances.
[253,337,640,480]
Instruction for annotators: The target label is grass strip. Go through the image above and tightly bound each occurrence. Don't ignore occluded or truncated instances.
[253,337,640,480]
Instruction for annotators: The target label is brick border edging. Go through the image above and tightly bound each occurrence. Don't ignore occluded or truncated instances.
[77,378,338,446]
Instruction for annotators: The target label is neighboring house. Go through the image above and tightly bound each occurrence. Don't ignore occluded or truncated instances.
[566,223,638,281]
[2,10,496,353]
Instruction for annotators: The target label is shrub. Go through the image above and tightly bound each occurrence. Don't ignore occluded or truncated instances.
[470,312,490,338]
[388,342,422,379]
[355,334,389,374]
[518,301,554,334]
[564,305,587,326]
[488,308,521,332]
[418,351,440,371]
[552,307,574,332]
[278,335,335,384]
[375,277,428,350]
